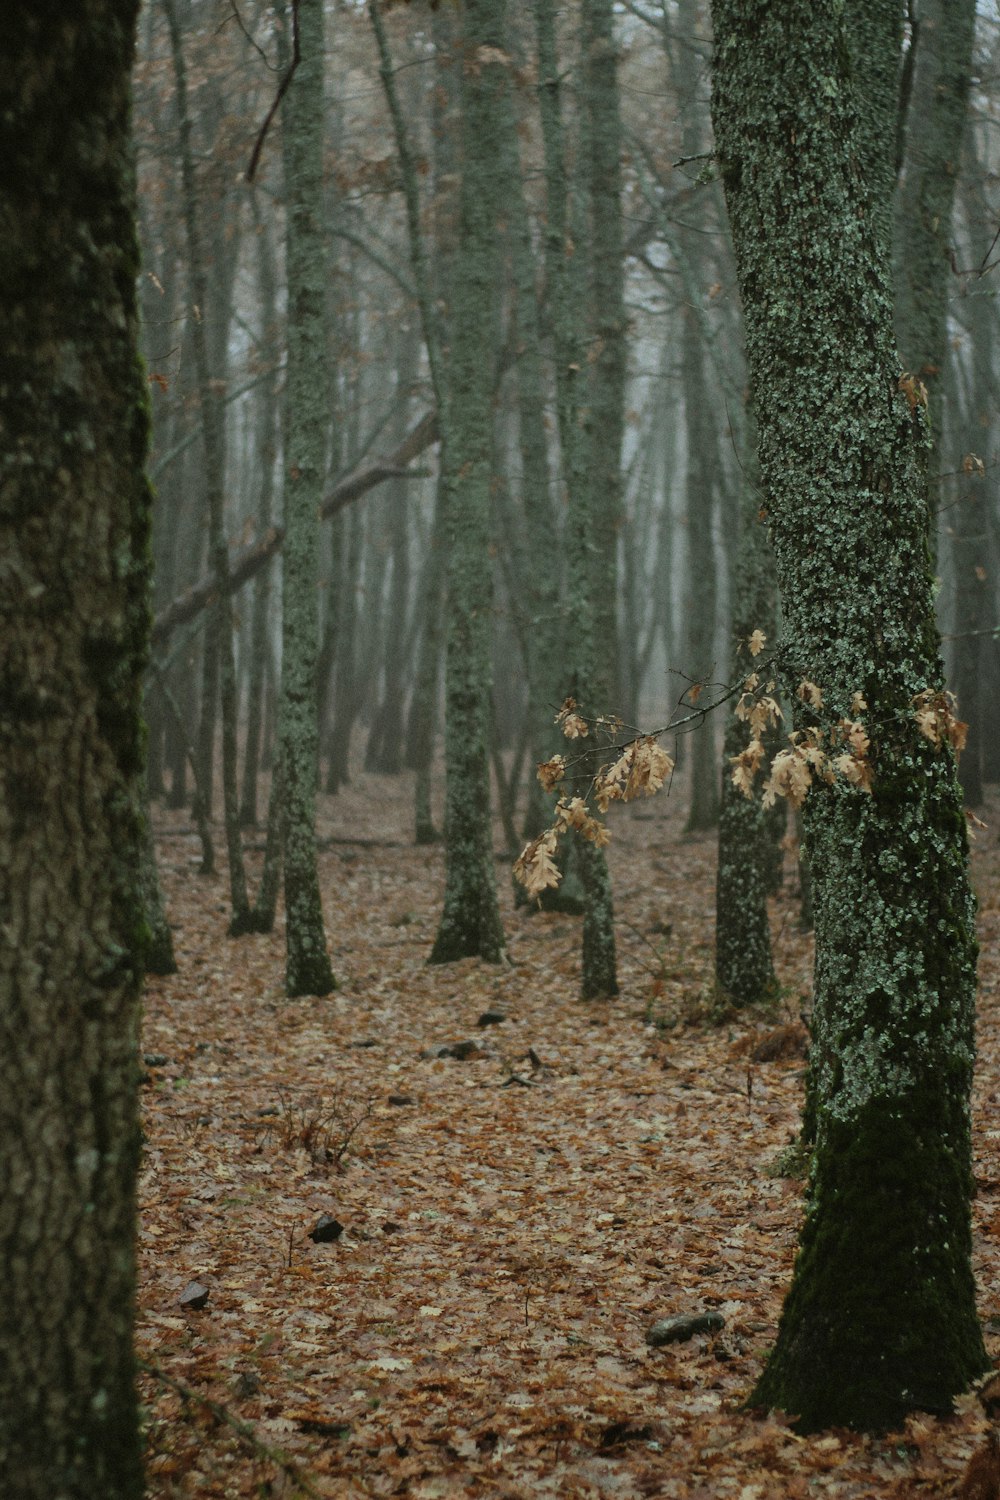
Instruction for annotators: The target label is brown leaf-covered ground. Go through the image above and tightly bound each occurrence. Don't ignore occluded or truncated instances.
[139,766,1000,1497]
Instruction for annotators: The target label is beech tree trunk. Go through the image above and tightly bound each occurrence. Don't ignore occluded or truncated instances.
[712,0,986,1432]
[0,4,148,1491]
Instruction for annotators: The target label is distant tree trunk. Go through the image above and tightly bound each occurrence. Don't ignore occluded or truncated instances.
[240,208,280,828]
[945,381,988,809]
[405,497,445,845]
[715,420,777,1008]
[668,0,721,834]
[558,0,625,998]
[163,0,252,931]
[894,0,976,519]
[427,0,508,965]
[366,328,418,774]
[279,0,335,996]
[580,0,626,714]
[680,311,721,832]
[323,508,363,794]
[524,0,588,916]
[0,3,148,1490]
[712,0,987,1431]
[139,806,177,976]
[495,54,563,846]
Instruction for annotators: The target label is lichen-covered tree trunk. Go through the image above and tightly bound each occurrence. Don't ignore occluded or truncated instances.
[279,0,335,997]
[428,0,508,965]
[715,422,777,1008]
[0,4,148,1491]
[712,0,987,1432]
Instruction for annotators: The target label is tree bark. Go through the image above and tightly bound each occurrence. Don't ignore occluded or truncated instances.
[894,0,976,494]
[163,0,251,929]
[427,0,509,965]
[715,419,777,1008]
[712,0,986,1432]
[0,4,148,1490]
[279,0,336,996]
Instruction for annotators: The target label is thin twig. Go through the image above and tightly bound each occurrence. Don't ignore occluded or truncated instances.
[221,0,277,69]
[246,0,301,182]
[138,1357,326,1498]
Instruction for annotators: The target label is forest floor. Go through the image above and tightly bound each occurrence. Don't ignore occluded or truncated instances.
[139,761,1000,1498]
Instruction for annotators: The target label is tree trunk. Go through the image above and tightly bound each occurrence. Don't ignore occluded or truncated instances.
[427,0,508,965]
[163,0,251,930]
[715,419,777,1008]
[0,4,148,1489]
[279,0,335,996]
[712,0,987,1432]
[894,0,976,518]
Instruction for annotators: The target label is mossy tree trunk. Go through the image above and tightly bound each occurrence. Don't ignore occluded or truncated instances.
[711,0,987,1432]
[279,0,336,997]
[427,0,508,965]
[0,3,149,1490]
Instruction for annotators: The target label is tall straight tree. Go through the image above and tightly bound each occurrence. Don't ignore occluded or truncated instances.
[894,0,976,489]
[1,2,149,1491]
[555,0,625,997]
[427,0,508,964]
[711,0,987,1432]
[715,421,777,1008]
[279,0,336,996]
[163,0,253,929]
[579,0,626,713]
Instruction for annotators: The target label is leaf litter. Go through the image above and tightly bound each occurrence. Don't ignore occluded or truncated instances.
[138,764,1000,1496]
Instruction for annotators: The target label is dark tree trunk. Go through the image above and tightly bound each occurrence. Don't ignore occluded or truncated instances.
[715,420,777,1008]
[427,0,509,965]
[279,0,335,995]
[0,4,149,1490]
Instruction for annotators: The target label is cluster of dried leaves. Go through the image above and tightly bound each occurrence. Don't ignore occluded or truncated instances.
[139,758,1000,1497]
[514,645,968,901]
[515,701,673,898]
